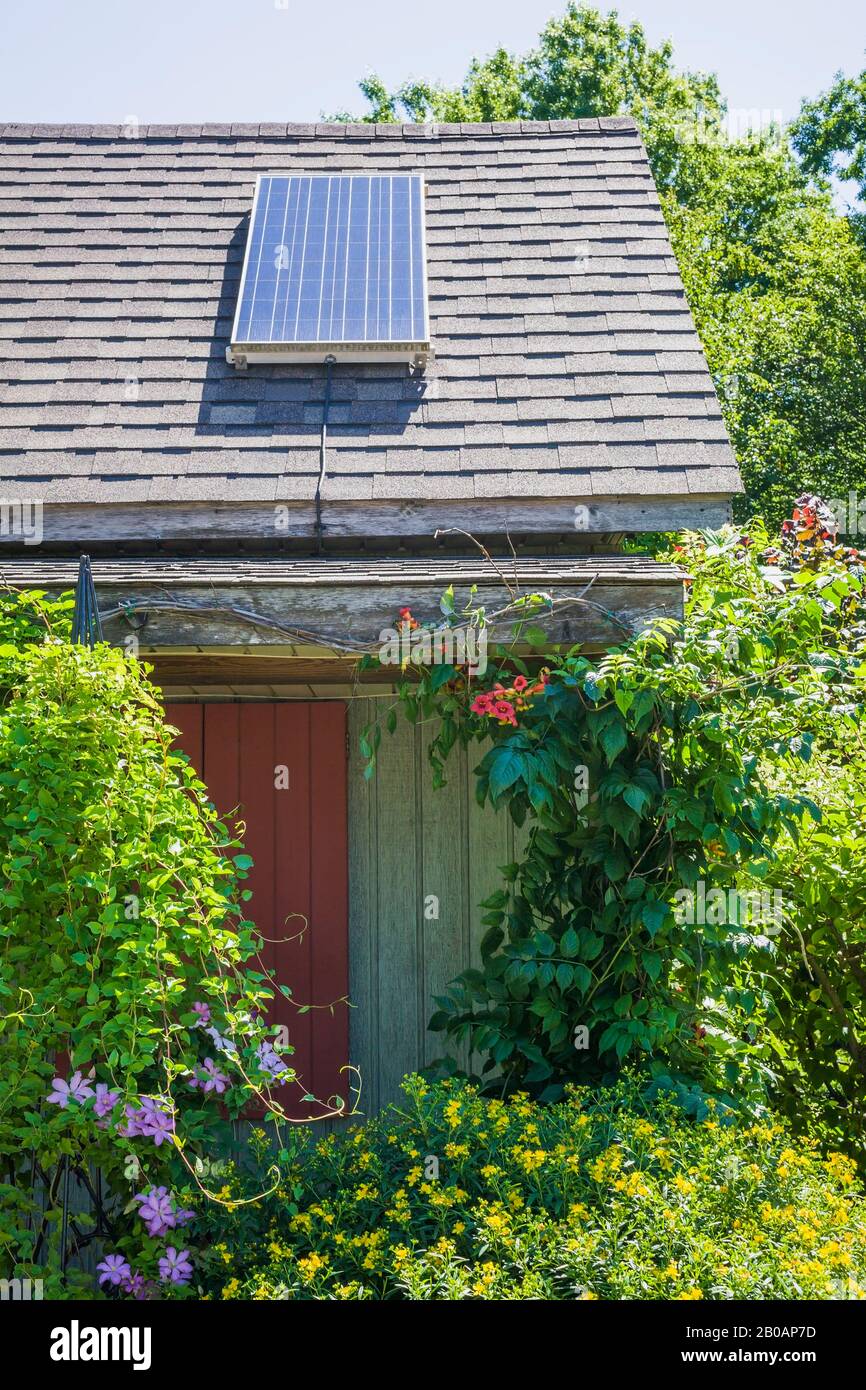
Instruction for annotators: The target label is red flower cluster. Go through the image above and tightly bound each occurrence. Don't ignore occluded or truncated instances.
[398,606,419,631]
[767,495,861,571]
[470,671,550,727]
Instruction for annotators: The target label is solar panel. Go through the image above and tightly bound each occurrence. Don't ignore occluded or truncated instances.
[227,174,430,367]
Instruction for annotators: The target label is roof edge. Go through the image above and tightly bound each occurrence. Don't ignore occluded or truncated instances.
[0,116,639,142]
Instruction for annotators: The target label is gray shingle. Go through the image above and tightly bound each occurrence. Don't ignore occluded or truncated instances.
[0,121,740,513]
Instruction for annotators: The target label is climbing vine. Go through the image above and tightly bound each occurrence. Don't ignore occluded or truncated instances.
[361,505,866,1103]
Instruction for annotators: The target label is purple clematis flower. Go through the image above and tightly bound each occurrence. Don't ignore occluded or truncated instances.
[134,1186,176,1237]
[97,1253,132,1288]
[142,1107,175,1147]
[174,1207,195,1228]
[158,1247,193,1286]
[46,1071,94,1109]
[189,1058,229,1095]
[117,1102,145,1138]
[121,1271,149,1300]
[92,1083,120,1120]
[257,1040,290,1081]
[204,1024,237,1057]
[118,1096,176,1146]
[192,1001,211,1026]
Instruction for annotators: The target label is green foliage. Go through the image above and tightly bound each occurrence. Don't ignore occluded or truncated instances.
[0,586,73,656]
[666,147,866,527]
[339,4,866,526]
[0,604,337,1294]
[791,66,866,216]
[759,755,866,1165]
[195,1076,866,1301]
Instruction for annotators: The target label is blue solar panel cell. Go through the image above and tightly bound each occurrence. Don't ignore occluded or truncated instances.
[229,174,429,365]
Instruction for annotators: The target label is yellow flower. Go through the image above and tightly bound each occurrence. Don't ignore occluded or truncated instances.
[485,1211,511,1234]
[297,1252,329,1282]
[221,1277,240,1299]
[589,1146,623,1182]
[826,1152,857,1188]
[512,1146,547,1174]
[444,1099,462,1128]
[674,1288,704,1300]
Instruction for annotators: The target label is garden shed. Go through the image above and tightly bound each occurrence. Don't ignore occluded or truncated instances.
[0,116,742,1112]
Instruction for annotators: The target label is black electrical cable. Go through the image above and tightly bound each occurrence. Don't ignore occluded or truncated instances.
[314,355,337,554]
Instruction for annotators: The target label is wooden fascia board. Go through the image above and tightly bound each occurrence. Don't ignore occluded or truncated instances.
[6,493,733,545]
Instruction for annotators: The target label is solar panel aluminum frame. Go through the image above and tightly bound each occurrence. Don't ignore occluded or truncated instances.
[227,172,431,369]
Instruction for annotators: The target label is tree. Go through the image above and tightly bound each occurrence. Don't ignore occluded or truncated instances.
[791,67,866,214]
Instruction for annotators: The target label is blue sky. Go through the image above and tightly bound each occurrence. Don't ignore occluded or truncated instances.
[1,0,863,127]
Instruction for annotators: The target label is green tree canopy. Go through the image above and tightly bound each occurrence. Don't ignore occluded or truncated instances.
[791,66,866,208]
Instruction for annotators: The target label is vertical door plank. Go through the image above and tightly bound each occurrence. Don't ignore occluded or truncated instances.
[347,700,377,1115]
[164,702,203,771]
[309,703,349,1109]
[274,702,314,1114]
[201,704,240,830]
[373,712,421,1109]
[419,729,467,1069]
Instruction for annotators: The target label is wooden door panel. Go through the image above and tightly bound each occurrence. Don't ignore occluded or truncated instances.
[165,701,349,1119]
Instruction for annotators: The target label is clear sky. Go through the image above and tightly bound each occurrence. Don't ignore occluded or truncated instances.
[1,0,862,127]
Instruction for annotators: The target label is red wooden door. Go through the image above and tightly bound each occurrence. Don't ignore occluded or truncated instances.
[164,701,349,1118]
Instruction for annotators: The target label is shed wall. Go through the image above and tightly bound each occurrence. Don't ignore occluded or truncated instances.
[346,699,529,1114]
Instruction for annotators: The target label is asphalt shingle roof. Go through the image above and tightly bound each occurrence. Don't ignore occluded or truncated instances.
[0,119,742,515]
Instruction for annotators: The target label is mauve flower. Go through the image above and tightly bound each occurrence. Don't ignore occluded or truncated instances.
[117,1102,145,1138]
[92,1083,120,1119]
[46,1071,94,1109]
[97,1253,131,1288]
[191,1061,229,1095]
[192,1001,211,1026]
[121,1096,175,1146]
[134,1186,175,1237]
[142,1107,175,1147]
[174,1207,195,1228]
[158,1247,193,1286]
[121,1271,148,1300]
[204,1025,237,1057]
[257,1040,290,1081]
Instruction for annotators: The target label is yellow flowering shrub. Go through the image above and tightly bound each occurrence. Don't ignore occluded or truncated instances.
[193,1077,866,1301]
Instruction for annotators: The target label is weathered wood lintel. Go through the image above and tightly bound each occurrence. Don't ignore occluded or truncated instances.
[101,576,681,652]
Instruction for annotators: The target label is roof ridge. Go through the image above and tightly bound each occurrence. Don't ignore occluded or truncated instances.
[0,116,639,141]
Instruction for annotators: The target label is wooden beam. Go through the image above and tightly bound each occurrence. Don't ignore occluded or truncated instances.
[98,576,682,651]
[2,493,732,545]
